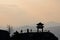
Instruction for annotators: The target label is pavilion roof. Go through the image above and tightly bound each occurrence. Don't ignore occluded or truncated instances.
[37,22,44,25]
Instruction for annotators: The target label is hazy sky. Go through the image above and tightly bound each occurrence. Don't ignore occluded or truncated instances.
[0,0,60,26]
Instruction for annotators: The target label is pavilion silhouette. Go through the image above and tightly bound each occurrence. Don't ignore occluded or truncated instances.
[36,22,44,32]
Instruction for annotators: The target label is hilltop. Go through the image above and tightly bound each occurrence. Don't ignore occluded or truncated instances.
[11,32,58,40]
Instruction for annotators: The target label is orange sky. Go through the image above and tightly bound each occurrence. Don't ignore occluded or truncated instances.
[0,0,60,27]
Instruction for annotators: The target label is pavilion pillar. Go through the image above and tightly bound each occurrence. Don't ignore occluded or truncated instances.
[37,28,39,32]
[42,28,43,32]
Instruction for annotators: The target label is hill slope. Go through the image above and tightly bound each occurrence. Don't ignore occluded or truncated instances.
[11,32,58,40]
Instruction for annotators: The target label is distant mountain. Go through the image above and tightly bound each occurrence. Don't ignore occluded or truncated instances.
[44,22,60,28]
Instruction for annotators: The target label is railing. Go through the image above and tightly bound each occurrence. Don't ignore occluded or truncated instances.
[19,29,50,33]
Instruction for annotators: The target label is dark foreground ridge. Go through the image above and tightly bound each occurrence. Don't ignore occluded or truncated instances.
[0,30,58,40]
[11,32,58,40]
[0,22,58,40]
[0,30,10,40]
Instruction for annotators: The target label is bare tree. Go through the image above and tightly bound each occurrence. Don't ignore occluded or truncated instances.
[7,25,13,34]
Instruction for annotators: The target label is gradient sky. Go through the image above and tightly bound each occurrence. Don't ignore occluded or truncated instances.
[0,0,60,27]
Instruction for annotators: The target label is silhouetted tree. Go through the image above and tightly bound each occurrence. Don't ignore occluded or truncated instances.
[27,29,29,33]
[11,31,20,40]
[14,31,19,35]
[20,30,23,33]
[7,25,13,34]
[30,29,32,32]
